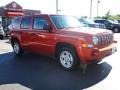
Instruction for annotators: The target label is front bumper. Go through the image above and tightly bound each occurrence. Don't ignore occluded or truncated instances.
[78,42,117,64]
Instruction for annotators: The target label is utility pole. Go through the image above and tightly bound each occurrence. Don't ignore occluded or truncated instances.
[56,0,61,14]
[90,0,93,18]
[97,0,100,17]
[56,0,58,14]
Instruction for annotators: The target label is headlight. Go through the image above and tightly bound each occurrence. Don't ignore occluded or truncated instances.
[92,36,99,45]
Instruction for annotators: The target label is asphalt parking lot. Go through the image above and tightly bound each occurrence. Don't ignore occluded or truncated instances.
[0,33,120,90]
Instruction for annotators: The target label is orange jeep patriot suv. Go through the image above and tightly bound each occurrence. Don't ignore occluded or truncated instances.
[9,14,117,71]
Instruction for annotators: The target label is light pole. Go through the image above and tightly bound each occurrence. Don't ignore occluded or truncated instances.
[97,0,100,17]
[56,0,61,14]
[56,0,58,14]
[90,0,93,18]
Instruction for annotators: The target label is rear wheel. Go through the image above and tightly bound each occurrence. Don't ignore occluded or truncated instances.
[12,40,24,56]
[57,46,80,70]
[0,35,4,40]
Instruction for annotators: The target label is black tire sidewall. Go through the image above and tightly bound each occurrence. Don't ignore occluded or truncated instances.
[0,35,4,40]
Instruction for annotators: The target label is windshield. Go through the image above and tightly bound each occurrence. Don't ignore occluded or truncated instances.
[108,20,118,24]
[50,15,83,29]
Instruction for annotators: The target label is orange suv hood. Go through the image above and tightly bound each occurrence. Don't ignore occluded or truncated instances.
[58,27,112,36]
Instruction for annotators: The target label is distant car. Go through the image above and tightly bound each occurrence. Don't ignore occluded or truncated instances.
[4,26,10,37]
[79,18,105,29]
[112,20,119,24]
[94,19,120,33]
[0,24,5,39]
[117,20,120,23]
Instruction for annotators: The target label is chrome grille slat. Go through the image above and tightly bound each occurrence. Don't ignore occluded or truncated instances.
[108,34,110,44]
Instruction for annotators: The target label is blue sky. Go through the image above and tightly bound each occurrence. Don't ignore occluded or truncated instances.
[0,0,120,18]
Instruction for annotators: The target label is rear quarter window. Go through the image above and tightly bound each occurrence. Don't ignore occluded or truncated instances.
[11,17,21,29]
[95,20,105,24]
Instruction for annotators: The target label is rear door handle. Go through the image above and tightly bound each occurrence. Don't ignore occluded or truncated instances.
[30,33,36,35]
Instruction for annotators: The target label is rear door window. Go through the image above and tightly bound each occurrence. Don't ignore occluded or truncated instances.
[21,17,31,29]
[95,20,104,24]
[33,16,49,30]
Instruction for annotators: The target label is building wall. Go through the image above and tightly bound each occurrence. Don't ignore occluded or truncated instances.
[0,7,5,16]
[0,1,41,33]
[24,9,41,15]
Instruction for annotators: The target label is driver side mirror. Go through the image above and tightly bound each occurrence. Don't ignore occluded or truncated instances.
[43,24,52,32]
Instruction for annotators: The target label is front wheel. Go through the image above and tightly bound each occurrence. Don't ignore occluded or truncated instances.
[12,40,24,56]
[58,46,80,70]
[113,27,119,33]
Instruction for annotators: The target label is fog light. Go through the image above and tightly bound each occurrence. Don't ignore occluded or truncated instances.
[82,44,94,48]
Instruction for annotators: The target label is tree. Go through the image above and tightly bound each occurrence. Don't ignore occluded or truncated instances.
[94,10,120,20]
[102,10,111,19]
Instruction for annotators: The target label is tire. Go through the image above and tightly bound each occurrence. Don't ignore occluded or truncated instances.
[12,40,24,56]
[0,35,4,40]
[57,46,80,70]
[113,27,119,33]
[89,60,101,66]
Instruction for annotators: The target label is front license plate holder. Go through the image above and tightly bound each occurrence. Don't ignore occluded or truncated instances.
[112,47,116,54]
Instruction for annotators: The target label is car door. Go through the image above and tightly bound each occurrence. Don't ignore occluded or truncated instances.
[104,20,112,29]
[20,16,33,51]
[30,16,56,55]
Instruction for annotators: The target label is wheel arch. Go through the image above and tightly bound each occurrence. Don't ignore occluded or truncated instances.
[10,37,20,46]
[55,42,78,58]
[55,42,81,70]
[113,26,120,32]
[113,26,120,29]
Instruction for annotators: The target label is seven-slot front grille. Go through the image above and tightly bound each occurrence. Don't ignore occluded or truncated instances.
[97,33,113,47]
